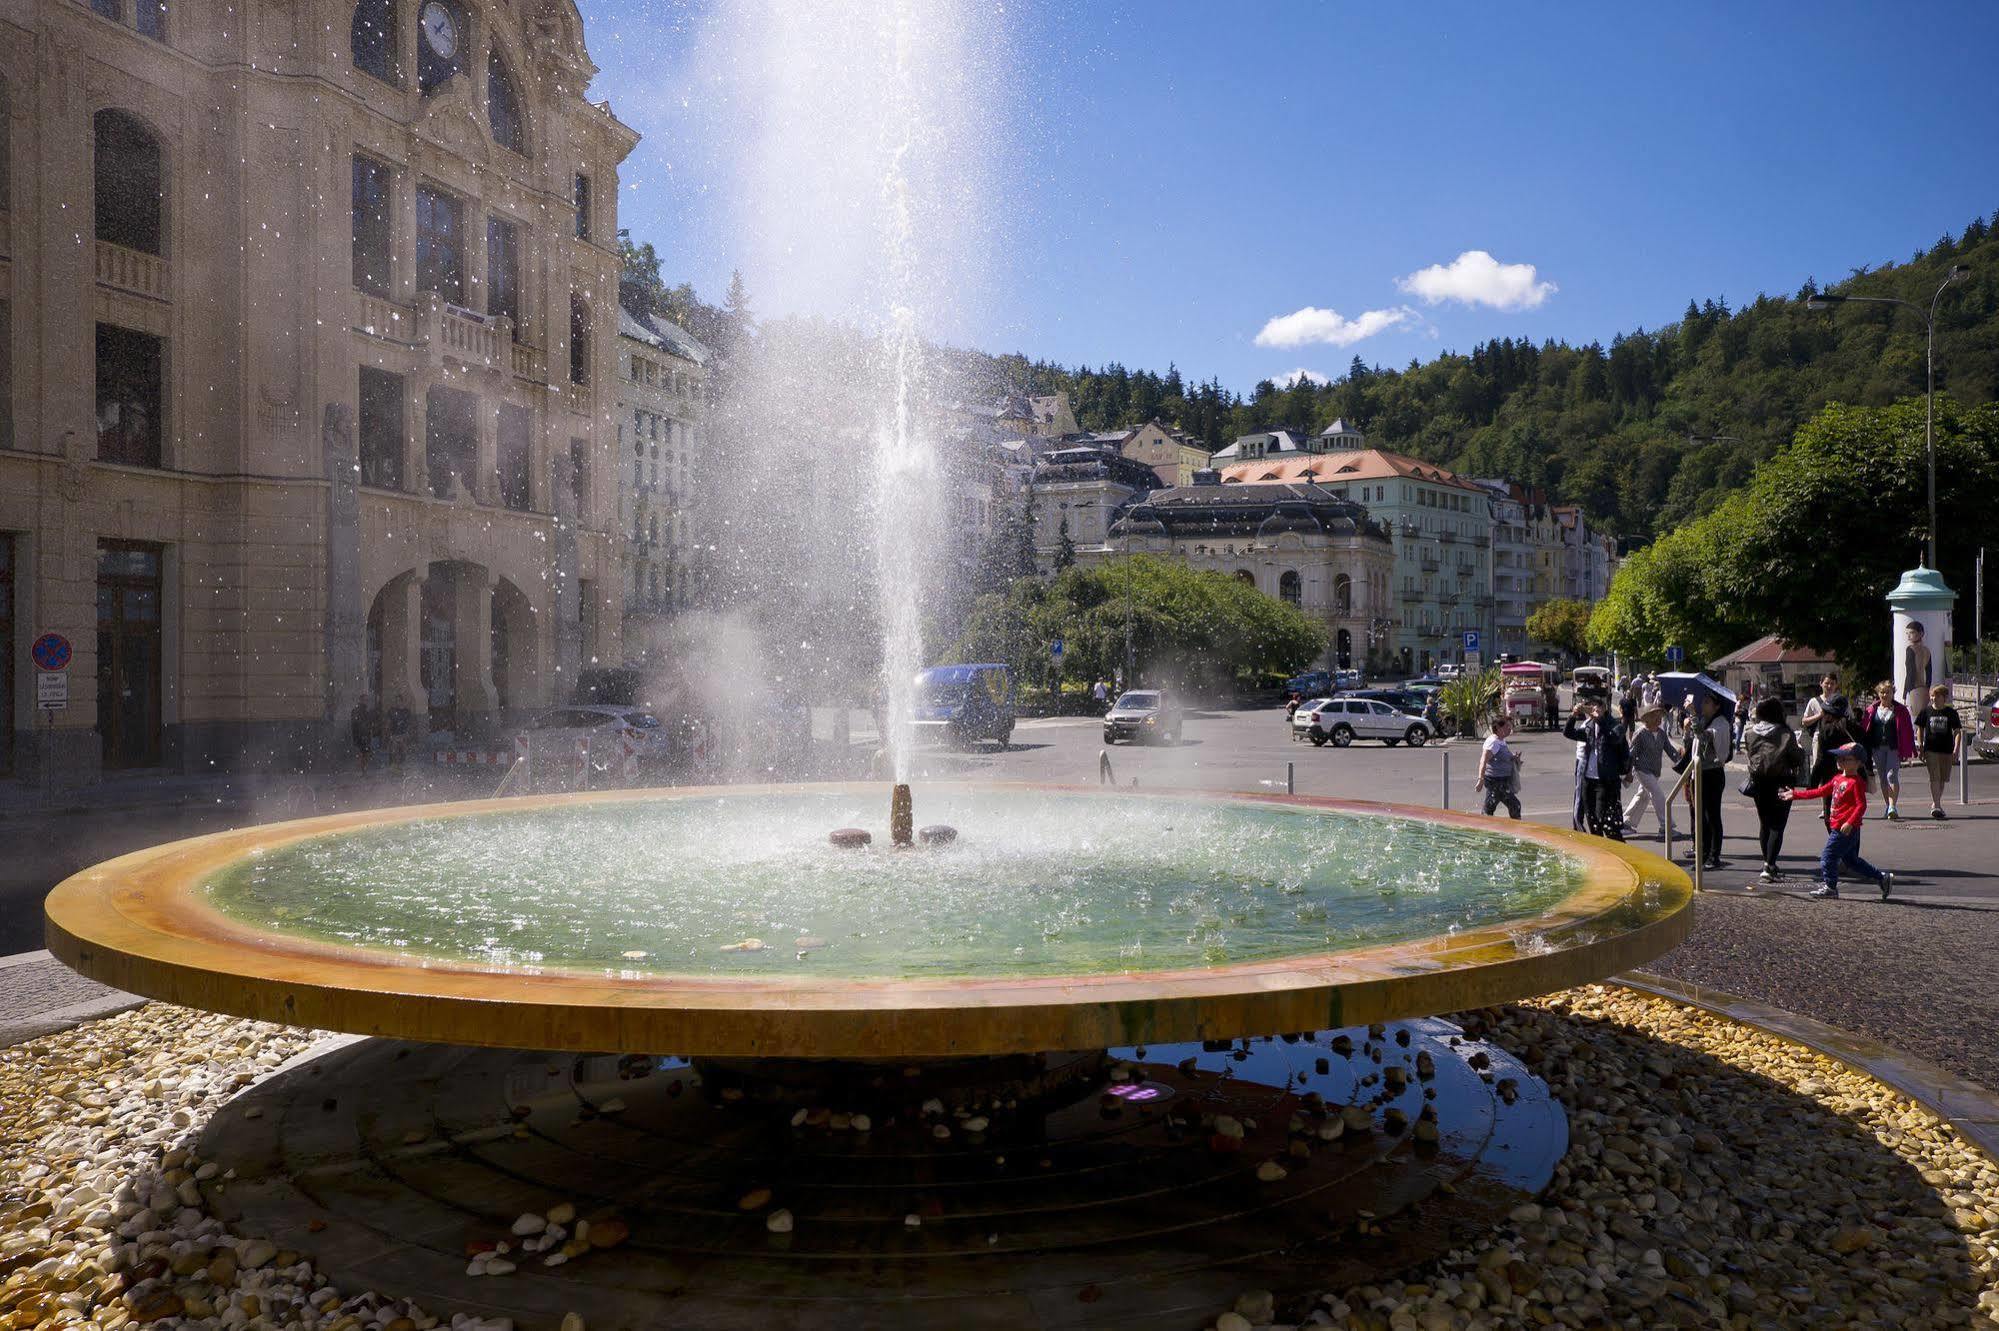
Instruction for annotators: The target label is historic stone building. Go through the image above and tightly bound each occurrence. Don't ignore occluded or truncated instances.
[614,304,705,666]
[0,0,635,780]
[1105,477,1396,674]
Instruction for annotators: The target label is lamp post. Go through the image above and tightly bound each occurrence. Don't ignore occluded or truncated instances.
[1803,264,1969,569]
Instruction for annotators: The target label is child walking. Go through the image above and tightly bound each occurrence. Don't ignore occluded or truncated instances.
[1783,742,1895,901]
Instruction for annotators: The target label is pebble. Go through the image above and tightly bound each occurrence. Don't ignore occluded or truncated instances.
[765,1209,795,1234]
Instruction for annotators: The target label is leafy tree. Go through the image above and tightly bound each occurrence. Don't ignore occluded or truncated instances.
[950,556,1322,690]
[1526,598,1594,661]
[1053,516,1076,570]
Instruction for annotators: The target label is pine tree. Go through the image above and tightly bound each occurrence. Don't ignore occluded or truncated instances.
[1054,516,1076,570]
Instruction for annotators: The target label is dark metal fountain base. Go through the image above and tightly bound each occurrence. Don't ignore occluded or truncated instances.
[195,1020,1564,1330]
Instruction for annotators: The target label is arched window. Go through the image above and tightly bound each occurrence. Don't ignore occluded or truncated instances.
[1279,570,1302,606]
[94,110,164,255]
[569,295,591,385]
[351,0,399,85]
[1234,570,1255,587]
[1333,573,1352,616]
[487,51,525,154]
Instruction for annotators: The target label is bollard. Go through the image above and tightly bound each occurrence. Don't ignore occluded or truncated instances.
[1664,794,1675,862]
[1287,761,1294,795]
[1098,749,1115,787]
[1963,739,1972,806]
[1441,750,1451,810]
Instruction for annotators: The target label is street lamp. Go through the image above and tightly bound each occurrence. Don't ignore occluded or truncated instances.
[1802,263,1970,569]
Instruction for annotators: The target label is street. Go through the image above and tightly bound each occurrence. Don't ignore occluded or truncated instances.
[5,704,1997,1083]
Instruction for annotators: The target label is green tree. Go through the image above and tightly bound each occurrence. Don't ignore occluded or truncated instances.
[1526,598,1594,661]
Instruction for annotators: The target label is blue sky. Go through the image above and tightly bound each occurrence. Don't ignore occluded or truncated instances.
[581,1,1999,394]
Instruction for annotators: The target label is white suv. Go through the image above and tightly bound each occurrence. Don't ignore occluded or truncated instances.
[1308,697,1434,748]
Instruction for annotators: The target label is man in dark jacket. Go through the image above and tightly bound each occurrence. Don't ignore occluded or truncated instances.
[1564,698,1630,840]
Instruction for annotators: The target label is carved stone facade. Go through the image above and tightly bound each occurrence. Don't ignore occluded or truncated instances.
[0,0,636,780]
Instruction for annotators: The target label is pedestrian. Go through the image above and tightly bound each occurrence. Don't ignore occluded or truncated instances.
[1476,715,1523,819]
[1093,678,1109,713]
[1742,696,1804,886]
[1692,692,1732,871]
[1798,672,1840,776]
[1914,682,1963,819]
[1619,679,1638,731]
[386,702,412,767]
[348,695,376,772]
[1621,704,1678,839]
[1563,697,1629,840]
[1784,743,1894,901]
[1861,680,1915,820]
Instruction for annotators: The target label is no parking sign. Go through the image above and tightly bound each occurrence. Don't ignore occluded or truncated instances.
[31,633,71,672]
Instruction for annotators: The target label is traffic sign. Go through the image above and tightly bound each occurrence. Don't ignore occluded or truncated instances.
[1666,644,1685,664]
[1464,650,1483,672]
[1463,630,1480,654]
[31,633,72,672]
[37,671,69,711]
[1050,638,1064,660]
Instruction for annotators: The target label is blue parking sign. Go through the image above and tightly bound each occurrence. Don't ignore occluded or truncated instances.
[1463,631,1480,654]
[1050,638,1064,660]
[1666,644,1685,664]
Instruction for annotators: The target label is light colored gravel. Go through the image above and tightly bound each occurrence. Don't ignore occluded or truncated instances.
[2,993,1996,1331]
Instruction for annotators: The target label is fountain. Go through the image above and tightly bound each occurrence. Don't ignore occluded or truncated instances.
[33,2,1703,1321]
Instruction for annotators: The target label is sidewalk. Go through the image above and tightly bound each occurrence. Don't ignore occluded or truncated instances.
[0,949,138,1047]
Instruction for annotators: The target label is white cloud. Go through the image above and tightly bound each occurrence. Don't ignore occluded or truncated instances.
[1253,305,1418,349]
[1397,251,1556,311]
[1272,368,1331,388]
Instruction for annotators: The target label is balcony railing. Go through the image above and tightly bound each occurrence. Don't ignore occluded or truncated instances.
[96,239,169,300]
[1419,555,1441,571]
[355,291,417,341]
[511,341,547,382]
[436,303,500,367]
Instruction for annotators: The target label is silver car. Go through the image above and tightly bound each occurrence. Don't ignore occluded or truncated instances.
[1103,690,1181,745]
[1308,697,1435,748]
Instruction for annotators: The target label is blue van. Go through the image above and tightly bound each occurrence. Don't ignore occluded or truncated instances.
[911,664,1015,749]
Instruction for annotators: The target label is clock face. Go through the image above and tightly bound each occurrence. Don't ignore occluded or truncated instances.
[421,2,459,61]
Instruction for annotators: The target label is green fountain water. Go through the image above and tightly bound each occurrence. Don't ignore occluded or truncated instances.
[202,789,1586,981]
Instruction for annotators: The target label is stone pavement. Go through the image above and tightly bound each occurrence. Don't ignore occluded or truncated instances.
[0,949,139,1047]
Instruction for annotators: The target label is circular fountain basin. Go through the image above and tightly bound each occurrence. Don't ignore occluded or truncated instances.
[45,782,1690,1057]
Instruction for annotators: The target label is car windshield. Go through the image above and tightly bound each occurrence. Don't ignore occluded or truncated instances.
[625,713,660,729]
[1117,692,1160,709]
[921,682,970,704]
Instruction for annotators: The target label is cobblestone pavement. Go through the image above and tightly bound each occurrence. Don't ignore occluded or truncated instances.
[0,951,137,1046]
[1645,889,1999,1093]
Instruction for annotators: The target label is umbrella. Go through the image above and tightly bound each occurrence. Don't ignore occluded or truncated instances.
[1654,671,1738,718]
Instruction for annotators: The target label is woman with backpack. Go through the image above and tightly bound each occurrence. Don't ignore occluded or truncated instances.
[1742,696,1804,886]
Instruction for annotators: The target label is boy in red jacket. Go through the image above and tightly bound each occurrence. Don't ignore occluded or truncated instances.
[1783,743,1895,901]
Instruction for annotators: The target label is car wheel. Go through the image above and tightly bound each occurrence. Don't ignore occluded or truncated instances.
[1103,731,1117,745]
[1405,725,1428,747]
[1309,732,1329,747]
[1330,724,1354,748]
[1385,737,1400,748]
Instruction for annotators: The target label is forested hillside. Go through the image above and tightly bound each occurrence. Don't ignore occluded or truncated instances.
[952,213,1999,538]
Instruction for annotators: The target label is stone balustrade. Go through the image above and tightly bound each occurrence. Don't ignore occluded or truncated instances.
[355,291,417,341]
[95,239,170,300]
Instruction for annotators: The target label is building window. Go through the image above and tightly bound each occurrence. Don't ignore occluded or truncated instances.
[415,185,464,305]
[351,155,393,298]
[568,295,591,385]
[424,385,476,499]
[1279,570,1302,606]
[486,216,520,332]
[498,404,531,511]
[96,324,163,467]
[417,0,464,95]
[570,438,589,520]
[94,110,164,256]
[487,52,525,154]
[136,0,167,40]
[351,0,399,84]
[358,367,404,489]
[573,174,591,241]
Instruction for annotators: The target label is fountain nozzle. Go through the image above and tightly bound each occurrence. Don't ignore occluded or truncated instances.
[890,783,914,848]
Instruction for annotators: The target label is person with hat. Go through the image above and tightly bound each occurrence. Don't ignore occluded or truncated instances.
[1620,703,1678,839]
[1783,743,1894,900]
[1563,695,1630,840]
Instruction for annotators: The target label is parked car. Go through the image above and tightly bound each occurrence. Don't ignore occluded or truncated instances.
[1290,697,1336,741]
[1104,690,1181,745]
[523,705,673,766]
[1975,690,1999,761]
[912,664,1015,748]
[1402,676,1445,693]
[1307,697,1436,748]
[1284,670,1334,698]
[1338,687,1427,715]
[1436,664,1462,681]
[1333,668,1363,690]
